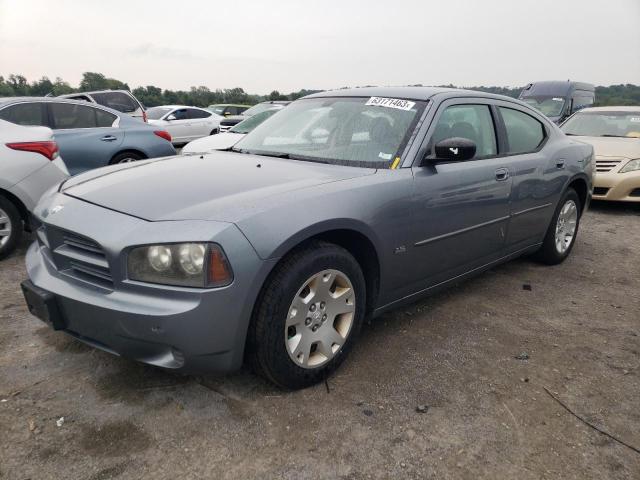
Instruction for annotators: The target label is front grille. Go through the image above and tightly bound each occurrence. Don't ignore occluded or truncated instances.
[593,187,610,196]
[39,225,113,288]
[595,157,624,172]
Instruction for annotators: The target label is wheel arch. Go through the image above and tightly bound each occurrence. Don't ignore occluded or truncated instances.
[565,174,590,215]
[109,149,148,165]
[0,188,29,226]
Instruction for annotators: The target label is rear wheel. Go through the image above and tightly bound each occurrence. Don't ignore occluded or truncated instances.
[0,196,22,260]
[111,152,144,164]
[248,241,366,389]
[534,188,581,265]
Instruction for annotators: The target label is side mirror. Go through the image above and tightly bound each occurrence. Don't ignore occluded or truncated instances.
[166,114,177,121]
[427,137,476,163]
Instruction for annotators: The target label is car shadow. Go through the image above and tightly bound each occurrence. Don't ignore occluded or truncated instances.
[588,199,640,216]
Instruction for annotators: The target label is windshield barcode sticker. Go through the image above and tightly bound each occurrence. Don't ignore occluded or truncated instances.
[366,97,416,111]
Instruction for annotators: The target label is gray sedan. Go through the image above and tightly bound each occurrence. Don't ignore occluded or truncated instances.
[21,87,594,389]
[0,97,176,175]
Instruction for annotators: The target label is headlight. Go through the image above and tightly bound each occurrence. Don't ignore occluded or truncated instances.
[620,159,640,173]
[128,243,233,288]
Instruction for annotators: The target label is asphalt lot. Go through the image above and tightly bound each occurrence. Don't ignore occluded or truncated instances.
[1,202,639,480]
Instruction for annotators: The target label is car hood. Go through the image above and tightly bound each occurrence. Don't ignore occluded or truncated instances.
[572,136,640,159]
[182,133,244,153]
[61,152,375,222]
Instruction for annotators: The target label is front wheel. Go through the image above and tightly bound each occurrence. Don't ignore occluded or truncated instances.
[533,188,581,265]
[247,241,366,389]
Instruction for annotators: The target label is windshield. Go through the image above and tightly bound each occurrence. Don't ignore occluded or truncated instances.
[244,103,283,117]
[522,96,566,117]
[147,107,172,120]
[230,109,279,134]
[209,105,226,115]
[234,96,426,168]
[561,111,640,138]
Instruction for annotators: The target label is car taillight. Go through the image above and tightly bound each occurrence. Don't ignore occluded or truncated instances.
[142,110,148,123]
[6,141,59,161]
[154,130,172,142]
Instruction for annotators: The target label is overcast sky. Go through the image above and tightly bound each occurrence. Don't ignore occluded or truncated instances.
[1,0,638,94]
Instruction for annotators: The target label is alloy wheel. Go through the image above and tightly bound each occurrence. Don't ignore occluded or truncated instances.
[0,207,12,248]
[285,269,356,369]
[555,199,578,254]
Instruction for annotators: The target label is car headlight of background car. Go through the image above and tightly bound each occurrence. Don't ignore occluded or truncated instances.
[620,159,640,173]
[127,243,233,288]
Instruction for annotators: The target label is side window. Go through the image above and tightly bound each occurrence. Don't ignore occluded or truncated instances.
[499,107,546,154]
[171,109,188,120]
[225,107,237,116]
[237,106,249,115]
[429,104,497,158]
[91,92,138,113]
[0,103,47,126]
[50,103,98,129]
[187,109,211,119]
[95,109,117,127]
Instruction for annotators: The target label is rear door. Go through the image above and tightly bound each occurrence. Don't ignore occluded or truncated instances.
[186,108,213,138]
[48,102,123,175]
[496,105,562,251]
[408,99,513,289]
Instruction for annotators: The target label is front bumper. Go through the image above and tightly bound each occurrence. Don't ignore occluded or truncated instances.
[23,194,276,373]
[593,170,640,202]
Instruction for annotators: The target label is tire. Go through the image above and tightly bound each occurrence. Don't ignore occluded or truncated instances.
[210,128,219,135]
[533,188,581,265]
[0,196,23,261]
[247,240,366,389]
[110,152,144,164]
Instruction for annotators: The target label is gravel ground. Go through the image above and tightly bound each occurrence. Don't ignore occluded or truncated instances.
[1,202,639,480]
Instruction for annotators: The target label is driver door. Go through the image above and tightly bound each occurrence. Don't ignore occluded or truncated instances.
[407,100,513,289]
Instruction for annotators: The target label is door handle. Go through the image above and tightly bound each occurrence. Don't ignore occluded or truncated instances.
[100,135,117,142]
[495,168,509,181]
[556,159,566,169]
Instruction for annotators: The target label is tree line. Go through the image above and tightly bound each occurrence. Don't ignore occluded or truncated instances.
[1,72,638,108]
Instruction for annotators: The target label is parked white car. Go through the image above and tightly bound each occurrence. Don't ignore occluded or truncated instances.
[0,119,69,259]
[146,106,222,145]
[182,108,281,154]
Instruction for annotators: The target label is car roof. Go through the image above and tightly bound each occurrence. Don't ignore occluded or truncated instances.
[520,81,595,97]
[209,103,251,107]
[60,89,133,96]
[578,106,640,113]
[149,105,207,110]
[303,86,516,102]
[0,96,126,117]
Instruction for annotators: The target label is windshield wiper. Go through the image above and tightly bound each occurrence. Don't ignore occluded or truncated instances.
[245,150,329,164]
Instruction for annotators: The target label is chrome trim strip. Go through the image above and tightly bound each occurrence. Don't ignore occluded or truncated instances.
[511,202,552,217]
[414,215,510,247]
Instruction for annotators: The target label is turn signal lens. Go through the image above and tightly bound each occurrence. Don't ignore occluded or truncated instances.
[208,245,233,287]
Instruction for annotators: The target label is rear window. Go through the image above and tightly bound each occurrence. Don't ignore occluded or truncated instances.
[0,102,47,126]
[91,92,138,113]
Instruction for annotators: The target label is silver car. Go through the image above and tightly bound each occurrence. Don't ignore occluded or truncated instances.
[21,87,594,389]
[0,97,176,175]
